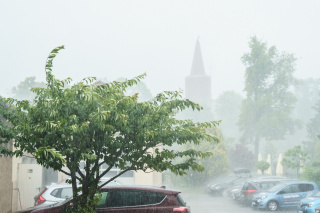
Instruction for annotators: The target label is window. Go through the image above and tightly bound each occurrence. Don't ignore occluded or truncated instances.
[102,190,166,208]
[176,194,186,207]
[243,183,255,190]
[61,188,73,198]
[50,189,60,197]
[50,187,72,198]
[97,192,109,208]
[299,184,314,192]
[281,184,300,194]
[118,170,134,177]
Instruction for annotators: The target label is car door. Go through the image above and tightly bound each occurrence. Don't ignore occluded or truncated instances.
[278,184,301,207]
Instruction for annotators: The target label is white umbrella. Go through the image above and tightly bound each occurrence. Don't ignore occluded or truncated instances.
[266,154,272,175]
[257,153,262,174]
[276,153,283,176]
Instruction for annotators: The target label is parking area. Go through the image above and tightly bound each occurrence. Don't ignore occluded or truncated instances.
[182,191,298,213]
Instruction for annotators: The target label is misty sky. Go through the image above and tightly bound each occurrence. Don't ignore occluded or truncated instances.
[1,0,319,99]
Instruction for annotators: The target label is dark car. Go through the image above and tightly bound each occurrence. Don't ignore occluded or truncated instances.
[16,185,190,213]
[205,169,253,196]
[239,179,293,205]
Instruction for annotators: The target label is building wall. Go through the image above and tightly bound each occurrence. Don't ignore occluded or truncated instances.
[0,154,13,213]
[185,75,211,105]
[12,145,22,212]
[134,170,162,186]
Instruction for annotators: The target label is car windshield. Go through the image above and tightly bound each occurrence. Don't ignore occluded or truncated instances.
[267,183,287,193]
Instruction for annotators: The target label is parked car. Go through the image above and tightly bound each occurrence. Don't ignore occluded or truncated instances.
[251,181,319,211]
[34,178,121,207]
[34,183,72,207]
[230,187,243,201]
[224,182,251,200]
[229,176,292,202]
[240,179,294,205]
[205,168,253,196]
[297,190,320,213]
[17,185,190,213]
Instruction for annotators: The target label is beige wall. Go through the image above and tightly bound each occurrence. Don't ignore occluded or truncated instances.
[134,170,162,186]
[0,155,13,213]
[134,147,163,186]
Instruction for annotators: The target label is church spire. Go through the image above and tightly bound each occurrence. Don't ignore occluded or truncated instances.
[190,37,206,75]
[185,38,211,105]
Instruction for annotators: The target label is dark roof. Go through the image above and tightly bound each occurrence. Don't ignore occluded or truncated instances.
[100,185,180,195]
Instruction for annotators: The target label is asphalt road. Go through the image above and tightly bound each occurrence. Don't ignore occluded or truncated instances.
[181,191,298,213]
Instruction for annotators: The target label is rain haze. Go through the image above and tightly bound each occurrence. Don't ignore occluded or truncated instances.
[1,1,320,213]
[0,0,319,98]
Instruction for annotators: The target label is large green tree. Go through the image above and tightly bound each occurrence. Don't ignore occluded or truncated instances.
[238,36,297,158]
[294,78,320,124]
[214,90,243,146]
[293,78,320,159]
[305,93,320,161]
[0,46,219,212]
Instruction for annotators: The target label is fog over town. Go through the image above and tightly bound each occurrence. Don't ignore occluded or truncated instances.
[1,1,320,213]
[1,1,320,98]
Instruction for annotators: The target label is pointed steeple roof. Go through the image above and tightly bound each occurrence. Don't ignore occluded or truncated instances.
[190,37,206,75]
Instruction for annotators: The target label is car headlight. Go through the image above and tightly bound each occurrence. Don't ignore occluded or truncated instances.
[308,202,314,207]
[260,195,268,200]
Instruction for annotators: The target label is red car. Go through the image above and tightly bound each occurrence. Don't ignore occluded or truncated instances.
[16,185,190,213]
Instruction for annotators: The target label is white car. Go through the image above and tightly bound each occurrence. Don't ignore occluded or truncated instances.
[34,178,121,207]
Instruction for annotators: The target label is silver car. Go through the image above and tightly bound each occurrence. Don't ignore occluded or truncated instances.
[34,178,121,207]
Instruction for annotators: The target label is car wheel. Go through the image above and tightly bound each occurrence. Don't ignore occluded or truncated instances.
[267,200,278,211]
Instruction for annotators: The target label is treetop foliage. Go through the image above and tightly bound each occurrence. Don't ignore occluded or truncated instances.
[238,36,298,157]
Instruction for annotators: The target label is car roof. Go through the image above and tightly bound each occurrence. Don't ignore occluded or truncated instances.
[249,179,294,183]
[100,185,181,195]
[283,181,317,184]
[46,183,72,189]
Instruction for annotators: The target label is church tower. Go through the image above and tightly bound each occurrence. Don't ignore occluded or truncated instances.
[185,38,211,104]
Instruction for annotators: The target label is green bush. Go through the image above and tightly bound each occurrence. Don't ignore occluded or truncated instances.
[301,162,320,186]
